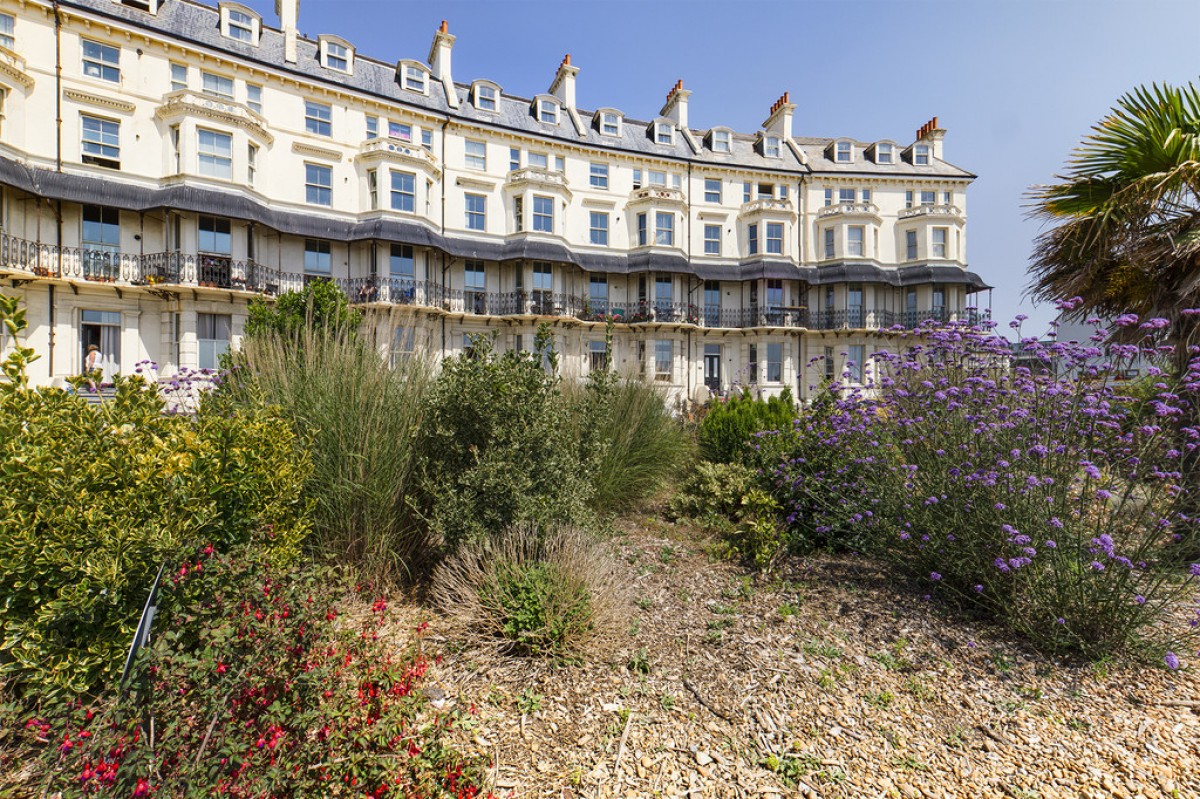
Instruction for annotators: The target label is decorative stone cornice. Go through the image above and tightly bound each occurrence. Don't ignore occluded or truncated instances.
[0,46,33,89]
[65,87,133,113]
[155,90,273,144]
[292,142,342,161]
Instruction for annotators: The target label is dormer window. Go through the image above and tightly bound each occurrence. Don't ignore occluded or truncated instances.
[399,62,428,94]
[537,98,559,124]
[914,143,931,165]
[711,129,731,153]
[835,141,853,163]
[117,0,159,13]
[876,142,894,164]
[596,109,622,137]
[473,82,499,112]
[219,3,260,45]
[763,135,781,158]
[319,36,353,74]
[655,122,674,146]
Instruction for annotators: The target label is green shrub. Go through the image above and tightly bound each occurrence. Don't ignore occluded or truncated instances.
[0,296,309,700]
[430,525,626,659]
[741,385,879,554]
[244,277,361,338]
[6,543,488,797]
[223,315,432,578]
[698,387,795,464]
[667,461,758,526]
[416,329,593,549]
[483,561,593,656]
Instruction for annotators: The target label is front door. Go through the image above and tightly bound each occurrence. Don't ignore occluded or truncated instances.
[703,344,721,391]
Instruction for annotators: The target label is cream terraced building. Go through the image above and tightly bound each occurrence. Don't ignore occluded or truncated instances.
[0,0,990,401]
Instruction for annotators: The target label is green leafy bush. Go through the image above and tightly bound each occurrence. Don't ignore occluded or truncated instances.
[0,296,309,700]
[6,544,489,797]
[244,278,362,338]
[698,388,795,464]
[667,461,758,528]
[416,330,592,550]
[223,317,433,578]
[430,525,626,659]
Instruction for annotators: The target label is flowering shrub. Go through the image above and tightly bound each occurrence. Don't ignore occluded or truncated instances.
[761,306,1200,658]
[0,297,310,699]
[9,545,491,797]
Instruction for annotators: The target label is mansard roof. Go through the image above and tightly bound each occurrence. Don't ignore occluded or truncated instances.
[61,0,971,179]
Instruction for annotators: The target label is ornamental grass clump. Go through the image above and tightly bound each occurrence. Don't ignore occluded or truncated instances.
[563,343,693,514]
[430,525,626,660]
[225,307,434,579]
[762,301,1200,660]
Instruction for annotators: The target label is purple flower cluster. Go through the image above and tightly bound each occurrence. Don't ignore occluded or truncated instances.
[752,311,1200,659]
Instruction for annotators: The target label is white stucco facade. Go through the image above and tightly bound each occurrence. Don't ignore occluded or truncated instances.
[0,0,990,401]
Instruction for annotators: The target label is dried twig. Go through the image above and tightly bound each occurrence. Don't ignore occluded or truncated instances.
[614,711,634,774]
[683,678,735,724]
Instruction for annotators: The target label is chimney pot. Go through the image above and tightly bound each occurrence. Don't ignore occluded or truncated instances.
[440,19,448,33]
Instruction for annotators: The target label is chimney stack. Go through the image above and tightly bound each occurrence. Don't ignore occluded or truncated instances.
[659,79,690,129]
[762,91,795,139]
[428,20,458,108]
[275,0,299,64]
[915,116,946,160]
[549,53,579,110]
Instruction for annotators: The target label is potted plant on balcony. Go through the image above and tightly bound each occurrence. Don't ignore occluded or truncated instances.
[628,301,651,324]
[685,304,700,325]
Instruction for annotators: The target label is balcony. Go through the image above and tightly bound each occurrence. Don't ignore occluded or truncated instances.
[739,197,795,217]
[155,89,273,144]
[0,230,300,294]
[817,202,880,219]
[628,186,686,207]
[337,276,443,307]
[358,137,441,175]
[506,167,570,192]
[898,204,963,220]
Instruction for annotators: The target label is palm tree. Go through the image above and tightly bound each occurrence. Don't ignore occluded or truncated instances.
[1029,81,1200,559]
[1028,81,1200,360]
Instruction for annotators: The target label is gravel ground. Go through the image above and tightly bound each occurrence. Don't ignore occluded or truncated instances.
[422,517,1200,799]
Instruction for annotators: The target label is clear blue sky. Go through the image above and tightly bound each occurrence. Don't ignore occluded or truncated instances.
[241,0,1198,336]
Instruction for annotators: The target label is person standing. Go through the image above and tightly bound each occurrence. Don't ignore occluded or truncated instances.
[84,344,101,391]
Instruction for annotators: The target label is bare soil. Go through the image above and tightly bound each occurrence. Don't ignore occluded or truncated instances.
[409,515,1200,799]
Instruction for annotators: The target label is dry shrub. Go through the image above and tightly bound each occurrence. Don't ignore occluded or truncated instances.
[430,525,627,659]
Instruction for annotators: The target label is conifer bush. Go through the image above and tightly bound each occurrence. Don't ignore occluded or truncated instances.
[698,387,795,464]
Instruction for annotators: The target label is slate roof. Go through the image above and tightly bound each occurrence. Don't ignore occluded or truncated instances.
[61,0,970,179]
